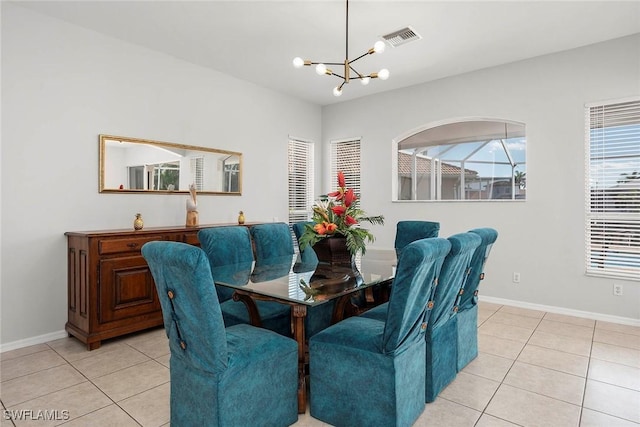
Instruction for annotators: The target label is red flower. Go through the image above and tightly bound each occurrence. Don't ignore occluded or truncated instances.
[337,171,346,188]
[344,188,356,207]
[345,215,358,225]
[325,223,338,233]
[331,205,347,216]
[327,190,343,200]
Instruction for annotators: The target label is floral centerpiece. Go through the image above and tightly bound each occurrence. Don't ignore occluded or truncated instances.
[298,171,384,259]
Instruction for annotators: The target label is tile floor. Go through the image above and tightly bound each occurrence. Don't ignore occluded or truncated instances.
[1,301,639,426]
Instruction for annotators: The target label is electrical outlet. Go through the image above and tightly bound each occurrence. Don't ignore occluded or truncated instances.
[512,272,521,283]
[613,283,623,296]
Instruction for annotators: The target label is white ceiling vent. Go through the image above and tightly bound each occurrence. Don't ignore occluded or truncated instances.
[381,26,422,47]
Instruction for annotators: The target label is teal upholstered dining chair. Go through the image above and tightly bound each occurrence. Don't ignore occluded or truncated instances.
[309,237,451,427]
[198,226,292,337]
[456,227,498,371]
[361,232,481,402]
[423,232,480,401]
[198,226,254,303]
[141,241,299,427]
[250,222,295,265]
[394,220,440,258]
[377,220,440,305]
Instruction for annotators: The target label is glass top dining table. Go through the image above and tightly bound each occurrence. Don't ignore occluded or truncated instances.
[212,249,397,413]
[212,251,397,306]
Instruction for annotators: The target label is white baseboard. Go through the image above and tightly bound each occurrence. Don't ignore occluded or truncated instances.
[0,330,68,353]
[479,295,640,327]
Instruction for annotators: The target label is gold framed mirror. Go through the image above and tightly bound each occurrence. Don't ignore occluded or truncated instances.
[99,135,242,195]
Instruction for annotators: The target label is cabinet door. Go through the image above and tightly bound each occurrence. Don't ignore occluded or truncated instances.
[99,256,161,323]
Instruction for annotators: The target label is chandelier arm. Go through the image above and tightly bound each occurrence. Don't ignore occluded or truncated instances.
[349,64,364,78]
[348,51,371,64]
[308,61,344,66]
[349,65,371,79]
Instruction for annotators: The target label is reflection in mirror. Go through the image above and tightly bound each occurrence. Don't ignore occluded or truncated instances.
[99,135,242,195]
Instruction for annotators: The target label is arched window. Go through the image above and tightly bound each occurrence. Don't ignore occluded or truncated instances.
[393,119,526,201]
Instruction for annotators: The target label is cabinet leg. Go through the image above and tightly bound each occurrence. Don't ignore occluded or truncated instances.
[87,341,101,351]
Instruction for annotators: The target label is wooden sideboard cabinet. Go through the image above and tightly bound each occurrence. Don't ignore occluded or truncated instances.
[65,223,241,350]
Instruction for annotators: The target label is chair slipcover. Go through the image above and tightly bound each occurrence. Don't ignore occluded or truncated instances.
[361,233,481,402]
[456,227,499,371]
[394,220,440,258]
[250,222,295,263]
[198,226,254,302]
[424,232,480,402]
[141,241,298,427]
[199,226,292,337]
[360,220,441,322]
[309,238,451,427]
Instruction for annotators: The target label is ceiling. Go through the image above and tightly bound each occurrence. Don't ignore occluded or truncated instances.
[12,1,640,106]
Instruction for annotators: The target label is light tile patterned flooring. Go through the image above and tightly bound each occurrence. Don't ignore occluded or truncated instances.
[1,301,639,426]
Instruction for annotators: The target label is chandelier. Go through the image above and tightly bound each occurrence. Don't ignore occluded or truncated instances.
[292,0,389,97]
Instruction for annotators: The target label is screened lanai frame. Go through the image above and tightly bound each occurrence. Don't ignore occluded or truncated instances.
[392,118,526,201]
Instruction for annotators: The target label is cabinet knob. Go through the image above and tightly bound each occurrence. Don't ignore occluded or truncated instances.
[127,243,139,249]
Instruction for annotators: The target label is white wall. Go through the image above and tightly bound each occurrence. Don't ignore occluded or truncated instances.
[0,4,321,346]
[321,34,640,320]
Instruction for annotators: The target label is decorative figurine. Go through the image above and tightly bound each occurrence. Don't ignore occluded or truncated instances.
[238,210,245,225]
[133,213,144,230]
[186,184,199,227]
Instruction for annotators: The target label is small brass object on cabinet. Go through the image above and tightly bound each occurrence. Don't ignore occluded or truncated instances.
[133,213,144,230]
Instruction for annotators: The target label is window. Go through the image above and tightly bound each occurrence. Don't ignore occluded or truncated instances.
[152,162,180,190]
[330,138,361,195]
[330,138,363,266]
[222,157,240,192]
[394,120,526,201]
[190,156,204,191]
[288,138,314,223]
[585,98,640,280]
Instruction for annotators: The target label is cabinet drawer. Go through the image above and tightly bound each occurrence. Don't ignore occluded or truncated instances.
[183,233,200,245]
[99,236,163,255]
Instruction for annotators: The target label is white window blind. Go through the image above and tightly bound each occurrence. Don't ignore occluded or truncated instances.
[585,98,640,280]
[288,138,314,223]
[330,138,361,196]
[190,156,204,191]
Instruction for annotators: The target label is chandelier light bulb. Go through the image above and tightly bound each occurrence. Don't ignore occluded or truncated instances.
[292,57,304,68]
[378,68,390,80]
[361,77,370,85]
[373,41,386,53]
[315,63,327,75]
[333,86,343,97]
